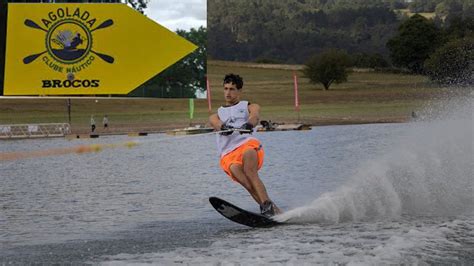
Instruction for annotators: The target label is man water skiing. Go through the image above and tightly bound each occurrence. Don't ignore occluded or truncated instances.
[209,73,281,217]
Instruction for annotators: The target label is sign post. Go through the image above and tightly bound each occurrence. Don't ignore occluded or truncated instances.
[66,98,71,124]
[206,76,212,113]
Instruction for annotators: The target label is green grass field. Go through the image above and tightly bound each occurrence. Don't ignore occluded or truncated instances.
[0,60,450,133]
[207,61,445,124]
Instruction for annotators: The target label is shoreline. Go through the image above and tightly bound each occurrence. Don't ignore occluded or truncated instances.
[65,116,410,136]
[0,114,411,140]
[0,116,412,139]
[2,61,455,138]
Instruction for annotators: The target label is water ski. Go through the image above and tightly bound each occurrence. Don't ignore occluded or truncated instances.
[209,197,281,228]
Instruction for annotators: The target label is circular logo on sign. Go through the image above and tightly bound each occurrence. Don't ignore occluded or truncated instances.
[46,19,92,65]
[22,7,114,80]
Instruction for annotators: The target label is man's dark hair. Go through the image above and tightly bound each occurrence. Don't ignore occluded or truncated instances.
[223,73,243,89]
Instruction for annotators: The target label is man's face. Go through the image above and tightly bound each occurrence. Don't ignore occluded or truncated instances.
[223,82,241,105]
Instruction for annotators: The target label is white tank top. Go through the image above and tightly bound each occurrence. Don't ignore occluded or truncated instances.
[216,101,257,157]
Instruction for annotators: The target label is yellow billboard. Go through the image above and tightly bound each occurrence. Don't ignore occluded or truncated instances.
[4,3,197,95]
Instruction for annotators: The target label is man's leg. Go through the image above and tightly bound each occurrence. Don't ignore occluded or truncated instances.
[241,149,271,204]
[242,148,282,215]
[229,164,262,204]
[229,148,281,215]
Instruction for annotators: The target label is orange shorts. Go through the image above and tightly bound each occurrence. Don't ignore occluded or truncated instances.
[220,139,264,181]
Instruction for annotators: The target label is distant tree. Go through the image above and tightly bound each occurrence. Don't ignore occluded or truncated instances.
[387,14,442,73]
[462,1,474,18]
[303,49,351,90]
[408,0,438,13]
[369,53,390,68]
[125,0,148,14]
[351,52,389,68]
[433,0,474,19]
[388,0,408,9]
[424,37,473,85]
[444,16,474,39]
[208,0,400,63]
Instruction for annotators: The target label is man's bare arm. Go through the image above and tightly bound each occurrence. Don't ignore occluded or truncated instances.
[247,103,261,127]
[209,113,223,131]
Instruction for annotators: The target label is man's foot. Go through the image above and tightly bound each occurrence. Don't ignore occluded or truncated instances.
[260,200,281,217]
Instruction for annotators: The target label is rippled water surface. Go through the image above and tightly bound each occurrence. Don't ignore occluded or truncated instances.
[1,101,473,264]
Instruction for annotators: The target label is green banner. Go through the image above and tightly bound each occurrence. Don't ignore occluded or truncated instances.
[189,98,194,120]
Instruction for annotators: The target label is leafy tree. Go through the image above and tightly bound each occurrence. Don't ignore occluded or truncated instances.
[387,14,442,73]
[408,0,439,13]
[396,0,473,19]
[351,52,389,68]
[444,16,474,39]
[129,27,206,98]
[208,0,400,63]
[303,49,351,90]
[388,0,408,9]
[424,37,473,85]
[125,0,148,14]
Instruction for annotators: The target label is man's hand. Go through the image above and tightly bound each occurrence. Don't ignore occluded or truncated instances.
[220,124,234,136]
[239,122,254,134]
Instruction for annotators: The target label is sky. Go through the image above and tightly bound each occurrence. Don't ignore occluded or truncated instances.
[144,0,207,31]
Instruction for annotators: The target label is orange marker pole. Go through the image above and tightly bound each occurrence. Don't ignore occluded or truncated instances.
[293,72,300,122]
[206,76,212,114]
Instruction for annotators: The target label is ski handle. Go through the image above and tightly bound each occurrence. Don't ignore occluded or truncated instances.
[216,128,253,134]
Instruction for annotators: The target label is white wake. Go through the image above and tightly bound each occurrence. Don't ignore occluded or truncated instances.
[276,96,473,224]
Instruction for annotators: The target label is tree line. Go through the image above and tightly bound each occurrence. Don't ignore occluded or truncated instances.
[304,14,472,89]
[388,14,473,85]
[208,0,473,87]
[208,0,402,64]
[407,0,473,18]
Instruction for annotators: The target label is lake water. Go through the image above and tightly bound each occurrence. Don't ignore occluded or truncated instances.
[1,99,472,265]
